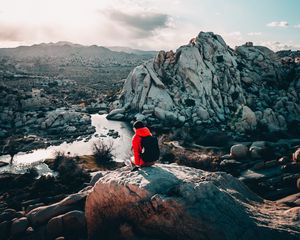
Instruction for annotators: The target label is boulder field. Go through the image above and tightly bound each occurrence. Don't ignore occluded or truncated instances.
[0,85,95,153]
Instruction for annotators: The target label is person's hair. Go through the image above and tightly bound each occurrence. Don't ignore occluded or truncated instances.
[133,121,145,129]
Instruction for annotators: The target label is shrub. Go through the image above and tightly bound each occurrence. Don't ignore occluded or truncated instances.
[53,151,66,171]
[92,141,114,165]
[52,151,90,191]
[25,167,39,179]
[30,175,59,196]
[57,158,90,190]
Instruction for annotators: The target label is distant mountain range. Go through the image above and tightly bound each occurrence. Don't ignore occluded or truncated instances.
[0,41,157,91]
[0,41,157,59]
[106,46,157,56]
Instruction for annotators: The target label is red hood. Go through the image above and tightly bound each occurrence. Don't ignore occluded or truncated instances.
[135,127,152,137]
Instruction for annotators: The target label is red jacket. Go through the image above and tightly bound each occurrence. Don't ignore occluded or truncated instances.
[132,127,154,167]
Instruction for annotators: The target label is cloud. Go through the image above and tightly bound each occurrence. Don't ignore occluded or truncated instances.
[259,40,300,51]
[225,31,243,41]
[0,24,23,41]
[247,32,262,36]
[104,9,172,38]
[0,20,68,46]
[227,31,241,36]
[221,31,244,47]
[294,24,300,28]
[266,21,288,27]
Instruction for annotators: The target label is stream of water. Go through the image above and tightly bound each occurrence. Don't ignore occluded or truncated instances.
[0,114,133,175]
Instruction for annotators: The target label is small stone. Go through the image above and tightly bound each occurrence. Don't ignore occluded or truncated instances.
[220,154,231,160]
[98,110,108,115]
[178,115,186,123]
[0,161,9,168]
[154,107,166,121]
[292,148,300,162]
[11,217,29,236]
[197,107,210,120]
[220,159,241,167]
[297,178,300,190]
[278,156,290,165]
[47,215,63,239]
[62,210,86,235]
[106,108,125,120]
[230,144,249,159]
[134,113,145,121]
[26,226,34,234]
[0,221,11,240]
[0,209,23,222]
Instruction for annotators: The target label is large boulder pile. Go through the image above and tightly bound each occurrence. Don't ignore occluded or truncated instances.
[107,32,300,137]
[85,164,300,240]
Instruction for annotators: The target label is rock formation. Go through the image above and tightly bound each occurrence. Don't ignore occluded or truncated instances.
[0,85,95,153]
[107,32,300,137]
[85,164,300,240]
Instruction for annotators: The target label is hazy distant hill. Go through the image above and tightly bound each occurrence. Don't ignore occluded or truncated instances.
[0,42,155,91]
[0,41,154,61]
[276,49,300,58]
[107,46,157,56]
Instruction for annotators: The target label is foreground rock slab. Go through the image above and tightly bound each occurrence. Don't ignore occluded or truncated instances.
[85,164,300,240]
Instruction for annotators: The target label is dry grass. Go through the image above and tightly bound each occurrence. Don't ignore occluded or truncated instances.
[159,139,223,171]
[76,155,124,171]
[46,154,124,172]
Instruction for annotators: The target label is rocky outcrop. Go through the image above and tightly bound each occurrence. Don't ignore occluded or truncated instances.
[107,32,300,137]
[40,108,94,136]
[85,164,300,240]
[0,85,95,153]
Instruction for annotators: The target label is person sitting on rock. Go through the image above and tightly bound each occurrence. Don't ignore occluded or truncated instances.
[125,121,160,169]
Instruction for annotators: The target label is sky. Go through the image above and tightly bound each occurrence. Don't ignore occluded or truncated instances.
[0,0,299,51]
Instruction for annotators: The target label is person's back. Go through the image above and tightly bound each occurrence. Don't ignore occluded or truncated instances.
[131,121,158,167]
